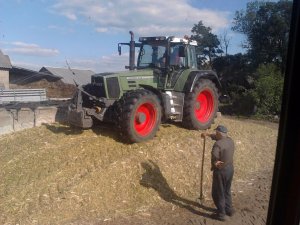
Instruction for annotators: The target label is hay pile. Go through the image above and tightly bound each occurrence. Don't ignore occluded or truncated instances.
[10,79,77,98]
[0,117,278,224]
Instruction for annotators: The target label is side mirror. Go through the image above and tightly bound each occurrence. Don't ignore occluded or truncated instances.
[178,46,185,57]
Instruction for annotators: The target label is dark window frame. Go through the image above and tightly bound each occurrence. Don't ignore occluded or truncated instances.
[266,1,300,224]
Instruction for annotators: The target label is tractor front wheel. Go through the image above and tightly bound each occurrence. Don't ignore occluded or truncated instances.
[183,79,218,130]
[115,89,161,143]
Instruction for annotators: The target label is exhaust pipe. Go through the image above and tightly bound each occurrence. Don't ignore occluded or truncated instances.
[129,31,135,70]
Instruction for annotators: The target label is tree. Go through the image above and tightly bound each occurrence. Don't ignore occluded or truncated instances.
[252,63,284,115]
[219,30,232,56]
[213,53,253,91]
[191,21,222,67]
[212,53,256,113]
[232,0,292,73]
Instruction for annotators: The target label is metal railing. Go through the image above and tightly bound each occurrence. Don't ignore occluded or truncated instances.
[0,89,47,103]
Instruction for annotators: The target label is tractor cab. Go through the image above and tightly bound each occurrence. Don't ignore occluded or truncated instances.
[137,36,198,89]
[137,36,198,69]
[119,34,198,89]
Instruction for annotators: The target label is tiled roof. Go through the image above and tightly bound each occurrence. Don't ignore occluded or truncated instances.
[40,67,95,85]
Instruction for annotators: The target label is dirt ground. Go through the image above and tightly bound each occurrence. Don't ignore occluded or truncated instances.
[0,116,278,225]
[95,170,272,225]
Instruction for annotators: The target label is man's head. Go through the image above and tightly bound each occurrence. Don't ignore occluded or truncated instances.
[215,125,228,139]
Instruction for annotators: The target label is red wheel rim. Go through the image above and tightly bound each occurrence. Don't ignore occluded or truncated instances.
[194,89,214,123]
[134,102,157,136]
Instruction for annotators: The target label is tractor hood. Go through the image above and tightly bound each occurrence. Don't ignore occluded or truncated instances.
[90,69,158,99]
[92,69,153,79]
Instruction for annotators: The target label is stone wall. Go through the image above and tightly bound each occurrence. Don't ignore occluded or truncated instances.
[0,106,68,135]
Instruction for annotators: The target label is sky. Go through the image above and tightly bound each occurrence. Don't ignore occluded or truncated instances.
[0,0,253,73]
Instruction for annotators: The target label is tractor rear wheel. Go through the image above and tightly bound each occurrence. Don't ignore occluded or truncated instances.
[183,79,218,130]
[115,89,161,143]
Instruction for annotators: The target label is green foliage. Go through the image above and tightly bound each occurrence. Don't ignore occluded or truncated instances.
[219,63,284,116]
[190,21,222,67]
[219,87,257,116]
[251,63,284,115]
[191,1,289,117]
[232,0,292,73]
[212,54,255,93]
[213,54,256,116]
[232,90,257,115]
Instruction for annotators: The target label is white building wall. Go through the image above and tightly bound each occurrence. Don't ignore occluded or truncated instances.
[0,69,9,89]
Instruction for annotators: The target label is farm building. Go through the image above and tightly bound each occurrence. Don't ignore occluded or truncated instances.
[10,66,95,87]
[10,66,96,98]
[40,67,95,85]
[0,50,12,89]
[0,49,95,98]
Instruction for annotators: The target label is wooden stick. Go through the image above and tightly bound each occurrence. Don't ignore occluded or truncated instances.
[200,134,206,201]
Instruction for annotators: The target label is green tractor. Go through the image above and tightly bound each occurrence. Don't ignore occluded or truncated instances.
[68,31,222,143]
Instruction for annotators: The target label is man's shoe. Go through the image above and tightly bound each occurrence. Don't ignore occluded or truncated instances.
[226,208,235,217]
[211,213,226,221]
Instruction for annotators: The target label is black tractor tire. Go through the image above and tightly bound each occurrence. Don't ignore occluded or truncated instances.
[115,89,162,143]
[183,79,219,130]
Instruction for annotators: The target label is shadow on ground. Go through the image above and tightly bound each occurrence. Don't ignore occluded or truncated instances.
[43,123,84,135]
[91,123,123,142]
[44,122,123,142]
[140,160,215,218]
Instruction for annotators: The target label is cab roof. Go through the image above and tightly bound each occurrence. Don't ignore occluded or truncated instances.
[139,36,197,46]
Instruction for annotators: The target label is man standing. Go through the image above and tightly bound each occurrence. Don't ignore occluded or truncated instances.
[202,125,235,221]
